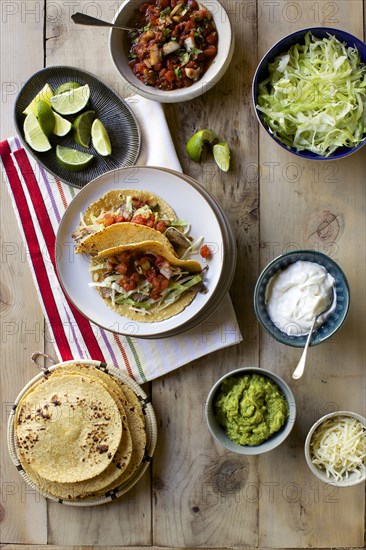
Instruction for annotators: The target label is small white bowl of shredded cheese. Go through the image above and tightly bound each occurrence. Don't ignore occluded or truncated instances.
[305,411,366,487]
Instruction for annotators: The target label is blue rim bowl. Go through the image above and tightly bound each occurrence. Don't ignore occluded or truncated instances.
[254,250,350,348]
[252,27,366,160]
[205,367,296,455]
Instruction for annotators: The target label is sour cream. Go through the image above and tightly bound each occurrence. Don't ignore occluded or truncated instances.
[265,260,336,336]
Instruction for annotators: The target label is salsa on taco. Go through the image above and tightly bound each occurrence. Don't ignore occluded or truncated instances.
[90,241,205,322]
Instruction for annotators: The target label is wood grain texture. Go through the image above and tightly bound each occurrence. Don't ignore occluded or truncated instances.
[165,0,260,356]
[152,363,259,547]
[2,547,364,550]
[154,0,260,546]
[44,0,130,99]
[43,1,151,545]
[258,1,366,547]
[1,0,365,548]
[0,0,47,544]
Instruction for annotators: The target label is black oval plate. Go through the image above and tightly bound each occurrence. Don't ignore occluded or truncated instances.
[14,66,141,188]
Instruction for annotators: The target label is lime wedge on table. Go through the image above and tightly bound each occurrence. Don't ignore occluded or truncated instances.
[23,112,52,152]
[56,145,94,172]
[54,81,81,95]
[186,129,218,161]
[23,83,54,115]
[213,142,231,172]
[37,100,55,136]
[73,110,96,148]
[53,112,72,137]
[91,119,112,156]
[50,84,90,115]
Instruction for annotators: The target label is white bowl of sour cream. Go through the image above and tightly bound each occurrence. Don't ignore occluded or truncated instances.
[254,250,350,347]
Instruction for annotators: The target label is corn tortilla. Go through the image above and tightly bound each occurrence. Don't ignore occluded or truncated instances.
[74,189,177,254]
[19,407,132,501]
[51,365,147,495]
[98,382,147,495]
[76,222,176,255]
[15,373,122,483]
[26,367,134,499]
[82,189,176,225]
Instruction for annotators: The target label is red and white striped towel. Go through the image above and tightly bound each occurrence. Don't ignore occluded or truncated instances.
[0,98,242,383]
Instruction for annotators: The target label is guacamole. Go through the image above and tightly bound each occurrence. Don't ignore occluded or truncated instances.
[214,374,289,446]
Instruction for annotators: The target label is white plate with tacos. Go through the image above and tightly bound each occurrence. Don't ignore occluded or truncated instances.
[56,166,227,338]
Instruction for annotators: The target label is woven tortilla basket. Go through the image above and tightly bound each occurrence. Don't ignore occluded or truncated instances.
[7,355,158,507]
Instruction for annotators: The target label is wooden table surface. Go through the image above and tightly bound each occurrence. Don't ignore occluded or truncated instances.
[1,1,365,549]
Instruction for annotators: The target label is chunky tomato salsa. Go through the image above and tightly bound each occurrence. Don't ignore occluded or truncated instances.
[92,250,204,313]
[96,196,168,232]
[128,0,218,90]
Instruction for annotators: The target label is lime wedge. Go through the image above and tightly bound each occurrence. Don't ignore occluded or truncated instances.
[56,145,94,172]
[54,81,81,95]
[23,112,52,152]
[50,84,90,115]
[23,83,54,116]
[53,112,72,137]
[37,100,55,136]
[213,142,231,172]
[91,119,112,156]
[186,129,218,162]
[73,110,96,148]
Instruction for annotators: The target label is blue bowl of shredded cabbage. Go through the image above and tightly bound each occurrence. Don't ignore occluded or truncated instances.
[253,28,366,159]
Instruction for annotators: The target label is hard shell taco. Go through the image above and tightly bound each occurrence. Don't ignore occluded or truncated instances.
[75,222,176,256]
[90,241,205,322]
[72,189,192,256]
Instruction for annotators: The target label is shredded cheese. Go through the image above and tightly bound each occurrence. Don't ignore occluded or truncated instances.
[310,416,366,482]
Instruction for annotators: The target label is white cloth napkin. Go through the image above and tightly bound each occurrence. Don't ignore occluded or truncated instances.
[126,95,182,171]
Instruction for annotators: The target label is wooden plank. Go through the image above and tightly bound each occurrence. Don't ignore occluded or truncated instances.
[152,364,259,548]
[0,0,47,544]
[2,0,365,547]
[3,547,365,550]
[257,1,365,548]
[154,0,260,546]
[43,1,151,545]
[44,0,129,98]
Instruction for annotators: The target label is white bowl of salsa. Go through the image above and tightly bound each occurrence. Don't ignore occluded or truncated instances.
[109,0,235,102]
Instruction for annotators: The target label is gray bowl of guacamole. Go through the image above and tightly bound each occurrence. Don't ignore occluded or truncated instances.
[205,368,296,455]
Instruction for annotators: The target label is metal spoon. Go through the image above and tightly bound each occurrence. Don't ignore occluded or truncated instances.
[292,316,318,380]
[71,12,134,32]
[292,289,335,380]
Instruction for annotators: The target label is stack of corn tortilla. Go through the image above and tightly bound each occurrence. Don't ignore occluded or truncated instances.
[14,364,147,501]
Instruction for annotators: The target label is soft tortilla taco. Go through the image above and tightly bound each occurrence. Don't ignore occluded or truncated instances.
[72,189,192,255]
[90,241,205,322]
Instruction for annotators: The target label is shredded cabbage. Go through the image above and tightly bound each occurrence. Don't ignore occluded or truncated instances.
[158,275,203,309]
[180,236,204,259]
[103,272,202,313]
[257,32,366,156]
